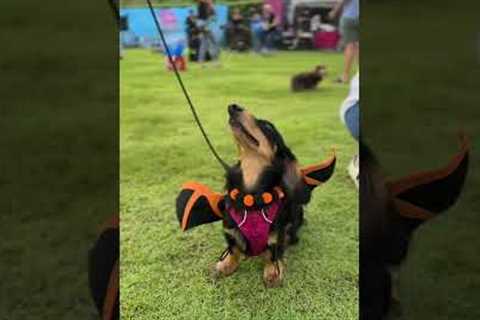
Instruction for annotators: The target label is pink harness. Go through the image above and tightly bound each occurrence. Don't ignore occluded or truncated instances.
[227,200,282,256]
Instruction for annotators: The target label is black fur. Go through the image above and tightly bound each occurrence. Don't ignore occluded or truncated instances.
[88,220,119,320]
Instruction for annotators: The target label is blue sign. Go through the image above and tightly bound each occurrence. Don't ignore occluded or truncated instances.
[120,5,229,48]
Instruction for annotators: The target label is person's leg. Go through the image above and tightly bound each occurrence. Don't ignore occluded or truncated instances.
[251,25,263,52]
[198,33,206,63]
[339,17,359,83]
[258,29,267,52]
[342,42,358,83]
[197,20,208,63]
[265,31,275,51]
[344,102,359,188]
[207,31,219,60]
[289,30,299,50]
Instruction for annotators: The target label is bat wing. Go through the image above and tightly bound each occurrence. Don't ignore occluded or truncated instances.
[301,151,337,191]
[388,134,470,221]
[176,181,224,231]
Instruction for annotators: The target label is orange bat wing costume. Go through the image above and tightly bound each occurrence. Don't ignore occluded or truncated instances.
[387,134,470,224]
[176,153,336,231]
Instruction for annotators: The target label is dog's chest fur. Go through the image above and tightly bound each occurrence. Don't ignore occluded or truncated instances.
[227,161,283,194]
[240,157,269,190]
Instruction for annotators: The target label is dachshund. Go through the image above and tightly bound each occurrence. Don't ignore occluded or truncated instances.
[291,65,327,92]
[215,104,317,287]
[176,104,335,287]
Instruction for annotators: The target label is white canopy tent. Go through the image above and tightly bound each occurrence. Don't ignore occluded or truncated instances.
[286,0,340,24]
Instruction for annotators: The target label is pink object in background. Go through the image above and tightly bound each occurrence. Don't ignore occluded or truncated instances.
[314,31,340,49]
[159,9,178,30]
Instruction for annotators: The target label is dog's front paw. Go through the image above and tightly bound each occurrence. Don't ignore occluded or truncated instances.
[213,252,240,278]
[263,260,285,288]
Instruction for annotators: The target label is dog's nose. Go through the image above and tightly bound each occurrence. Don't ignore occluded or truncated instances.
[228,104,243,116]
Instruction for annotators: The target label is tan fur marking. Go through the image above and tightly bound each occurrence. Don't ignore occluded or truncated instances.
[230,111,277,189]
[215,247,241,277]
[240,150,270,190]
[237,111,275,189]
[263,259,285,288]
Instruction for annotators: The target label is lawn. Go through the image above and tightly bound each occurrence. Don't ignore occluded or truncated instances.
[120,49,358,319]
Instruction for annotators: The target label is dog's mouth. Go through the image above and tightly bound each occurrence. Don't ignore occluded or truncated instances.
[228,104,260,147]
[229,117,260,147]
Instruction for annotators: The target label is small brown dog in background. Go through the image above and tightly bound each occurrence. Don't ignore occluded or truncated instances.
[291,65,327,92]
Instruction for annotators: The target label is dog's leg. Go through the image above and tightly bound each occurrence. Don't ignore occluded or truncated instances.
[214,228,245,277]
[263,231,286,288]
[215,246,241,277]
[287,207,304,245]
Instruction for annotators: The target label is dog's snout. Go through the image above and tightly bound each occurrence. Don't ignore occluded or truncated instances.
[228,104,243,116]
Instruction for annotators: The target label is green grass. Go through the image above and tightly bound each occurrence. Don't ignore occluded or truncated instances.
[0,2,116,318]
[120,50,358,319]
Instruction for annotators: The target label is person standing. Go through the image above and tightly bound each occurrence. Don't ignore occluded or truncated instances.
[259,4,279,53]
[185,10,197,45]
[329,0,359,83]
[227,8,248,50]
[196,0,220,66]
[252,4,278,54]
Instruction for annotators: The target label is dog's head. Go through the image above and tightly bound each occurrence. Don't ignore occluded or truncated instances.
[228,104,302,192]
[315,65,327,77]
[228,104,295,163]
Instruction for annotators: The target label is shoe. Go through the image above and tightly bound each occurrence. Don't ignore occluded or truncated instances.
[348,154,359,189]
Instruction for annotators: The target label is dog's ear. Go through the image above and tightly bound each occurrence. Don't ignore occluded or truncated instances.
[277,139,302,196]
[176,181,224,231]
[387,134,470,221]
[265,122,303,194]
[301,151,337,191]
[282,159,302,195]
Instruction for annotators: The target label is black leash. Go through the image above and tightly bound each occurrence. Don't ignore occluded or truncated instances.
[145,0,229,171]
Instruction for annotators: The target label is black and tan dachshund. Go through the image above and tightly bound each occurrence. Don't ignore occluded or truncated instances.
[176,104,335,287]
[215,104,327,287]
